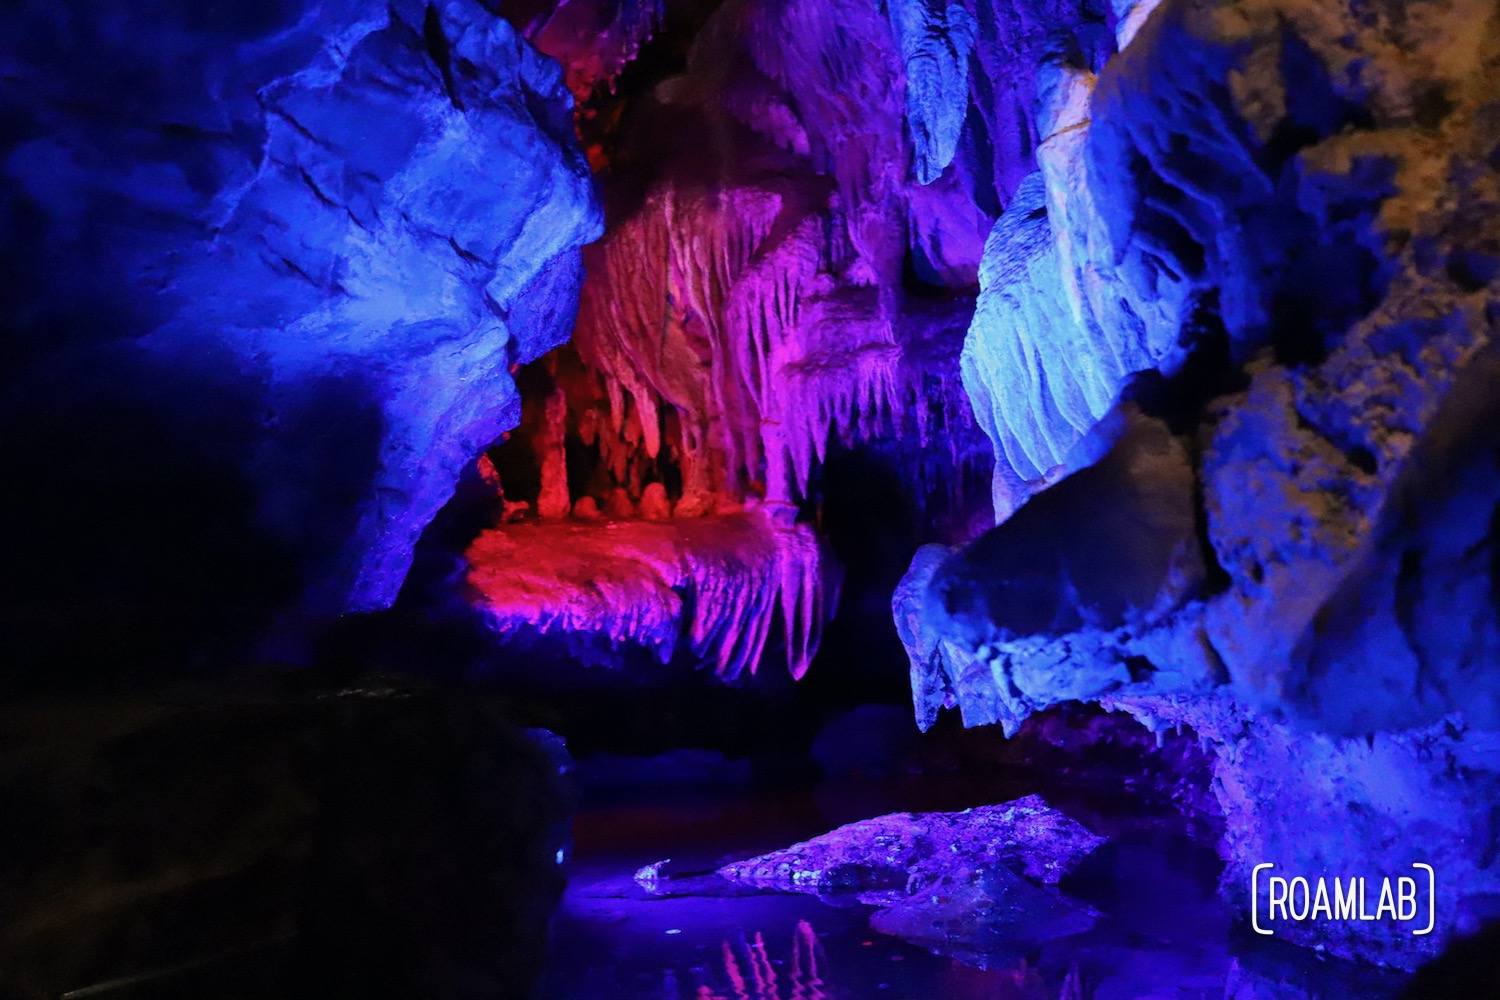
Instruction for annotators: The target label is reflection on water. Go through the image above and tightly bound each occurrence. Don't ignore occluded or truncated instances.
[540,788,1412,1000]
[693,922,825,1000]
[940,960,1083,1000]
[685,926,1087,1000]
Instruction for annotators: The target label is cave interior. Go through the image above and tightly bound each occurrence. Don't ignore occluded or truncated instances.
[2,0,1500,996]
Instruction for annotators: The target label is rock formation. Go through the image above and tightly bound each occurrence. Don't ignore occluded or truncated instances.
[466,507,835,679]
[719,794,1104,963]
[463,0,995,677]
[0,0,600,677]
[6,0,1500,985]
[899,0,1500,967]
[719,793,1105,891]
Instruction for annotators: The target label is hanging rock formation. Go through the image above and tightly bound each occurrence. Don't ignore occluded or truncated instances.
[464,0,997,679]
[466,507,836,680]
[563,0,980,511]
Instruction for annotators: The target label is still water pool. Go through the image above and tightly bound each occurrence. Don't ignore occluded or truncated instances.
[538,781,1408,1000]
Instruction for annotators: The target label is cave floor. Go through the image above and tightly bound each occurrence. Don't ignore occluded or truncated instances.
[539,776,1411,1000]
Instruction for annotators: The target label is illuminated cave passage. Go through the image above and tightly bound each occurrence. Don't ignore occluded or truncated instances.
[2,0,1500,997]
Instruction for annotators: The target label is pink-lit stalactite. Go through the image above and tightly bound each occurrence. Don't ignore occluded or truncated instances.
[575,185,914,511]
[565,0,918,511]
[471,0,996,679]
[467,511,837,680]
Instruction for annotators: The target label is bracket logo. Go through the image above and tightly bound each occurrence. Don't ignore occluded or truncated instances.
[1250,863,1435,936]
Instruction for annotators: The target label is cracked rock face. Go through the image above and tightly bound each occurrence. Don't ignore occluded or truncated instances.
[1281,343,1500,735]
[0,0,600,670]
[898,0,1500,968]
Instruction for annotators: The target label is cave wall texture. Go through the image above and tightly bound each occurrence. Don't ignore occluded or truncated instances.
[898,0,1500,968]
[4,0,1500,981]
[0,0,600,675]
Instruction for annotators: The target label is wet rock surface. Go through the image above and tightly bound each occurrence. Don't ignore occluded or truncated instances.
[717,795,1105,961]
[718,793,1105,892]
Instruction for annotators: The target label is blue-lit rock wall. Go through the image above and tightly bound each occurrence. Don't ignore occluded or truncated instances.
[885,0,977,186]
[948,1,1189,517]
[900,0,1500,968]
[0,0,600,669]
[960,173,1150,515]
[883,0,1117,205]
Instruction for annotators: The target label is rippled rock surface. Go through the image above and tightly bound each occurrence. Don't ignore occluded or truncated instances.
[721,794,1103,892]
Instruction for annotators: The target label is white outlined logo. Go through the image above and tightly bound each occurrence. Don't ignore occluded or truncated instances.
[1250,863,1435,936]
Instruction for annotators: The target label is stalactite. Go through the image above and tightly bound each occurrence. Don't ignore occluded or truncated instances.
[466,507,838,680]
[542,0,933,520]
[467,0,995,682]
[520,0,666,103]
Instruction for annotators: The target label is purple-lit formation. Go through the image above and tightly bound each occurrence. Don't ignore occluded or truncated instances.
[3,0,1500,993]
[718,796,1104,963]
[719,794,1105,890]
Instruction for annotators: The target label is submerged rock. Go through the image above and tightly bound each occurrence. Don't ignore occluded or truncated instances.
[719,795,1103,960]
[633,858,675,892]
[868,866,1099,964]
[720,794,1104,893]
